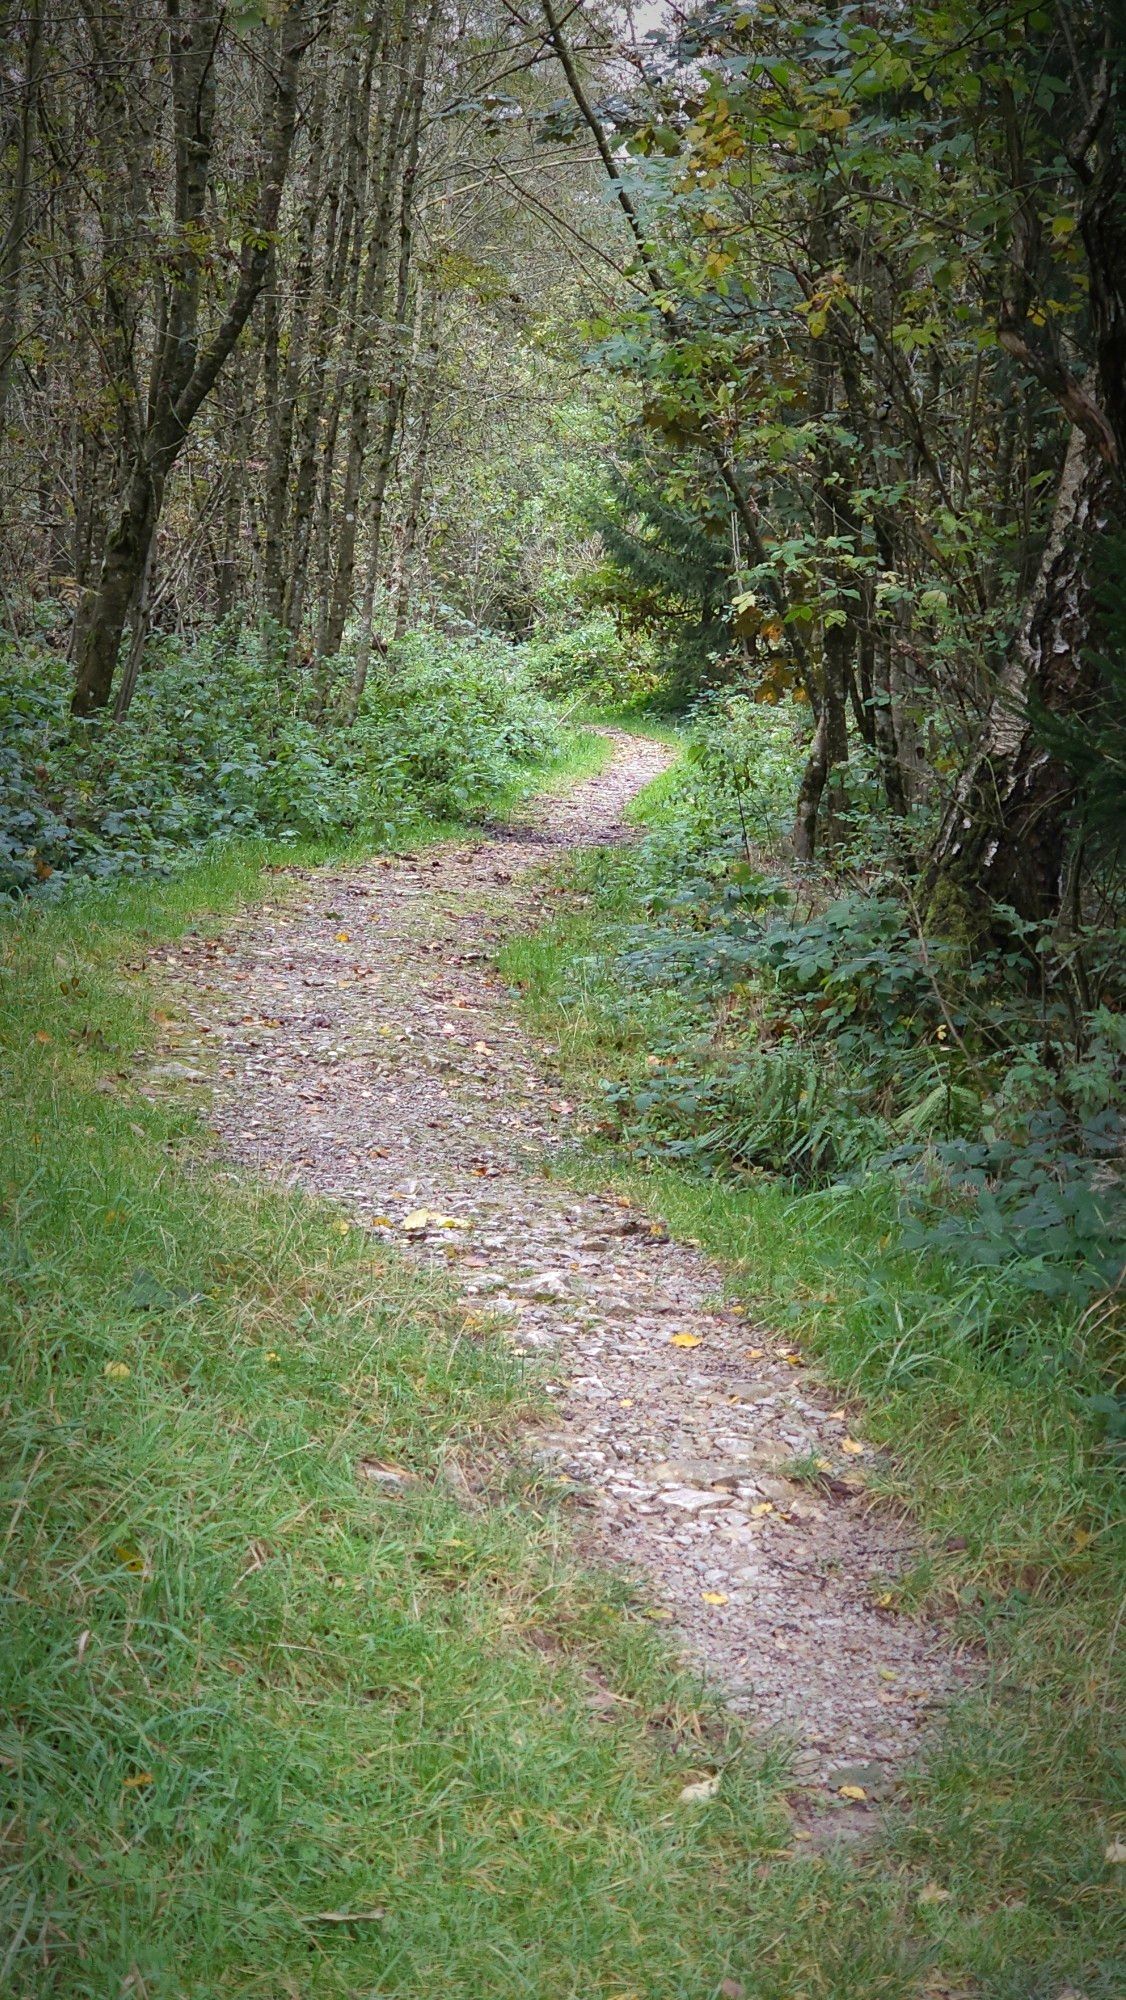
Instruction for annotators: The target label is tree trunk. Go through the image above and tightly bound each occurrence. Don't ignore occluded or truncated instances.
[925,427,1111,924]
[70,1,304,716]
[0,0,43,435]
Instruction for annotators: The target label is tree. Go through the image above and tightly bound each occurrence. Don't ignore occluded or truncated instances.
[70,1,308,717]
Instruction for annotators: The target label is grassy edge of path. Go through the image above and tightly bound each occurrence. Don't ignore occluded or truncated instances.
[498,753,1125,2000]
[3,725,937,2000]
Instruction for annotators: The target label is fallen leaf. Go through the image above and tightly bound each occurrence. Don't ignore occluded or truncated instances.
[814,1456,833,1472]
[918,1882,952,1906]
[841,1438,865,1455]
[875,1591,895,1609]
[103,1360,131,1380]
[678,1773,721,1804]
[619,1398,634,1408]
[749,1501,774,1518]
[34,1030,51,1045]
[331,1219,350,1235]
[744,1347,764,1360]
[877,1667,898,1683]
[701,1590,728,1606]
[838,1784,867,1802]
[400,1209,435,1232]
[123,1772,153,1790]
[335,931,350,943]
[76,1629,91,1664]
[1106,1838,1126,1864]
[643,1606,674,1621]
[670,1332,702,1349]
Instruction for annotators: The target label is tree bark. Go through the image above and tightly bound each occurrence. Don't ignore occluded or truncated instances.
[0,0,44,436]
[71,2,305,717]
[924,427,1111,924]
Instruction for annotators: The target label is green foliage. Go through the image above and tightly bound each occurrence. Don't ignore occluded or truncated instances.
[0,628,564,896]
[520,611,658,709]
[548,708,1125,1311]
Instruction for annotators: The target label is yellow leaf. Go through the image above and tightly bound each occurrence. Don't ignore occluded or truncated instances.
[400,1209,436,1232]
[336,931,350,942]
[841,1438,865,1455]
[264,1350,280,1363]
[875,1591,894,1609]
[644,1606,674,1621]
[877,1667,898,1683]
[701,1590,728,1606]
[332,1219,350,1235]
[103,1360,131,1380]
[370,1214,393,1227]
[838,1784,867,1802]
[123,1771,154,1790]
[749,1501,773,1518]
[114,1543,146,1573]
[619,1398,634,1409]
[815,1456,833,1472]
[670,1332,703,1349]
[745,1347,764,1360]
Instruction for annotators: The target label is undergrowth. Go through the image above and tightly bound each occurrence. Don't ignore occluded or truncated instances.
[500,738,1126,2000]
[1,625,570,896]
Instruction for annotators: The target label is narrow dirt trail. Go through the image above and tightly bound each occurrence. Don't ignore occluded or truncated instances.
[172,732,965,1826]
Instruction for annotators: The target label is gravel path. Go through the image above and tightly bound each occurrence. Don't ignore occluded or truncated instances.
[167,731,967,1829]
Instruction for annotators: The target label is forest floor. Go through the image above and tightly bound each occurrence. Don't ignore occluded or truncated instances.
[169,730,967,1832]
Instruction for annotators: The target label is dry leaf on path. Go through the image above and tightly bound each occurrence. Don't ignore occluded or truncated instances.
[701,1590,728,1606]
[841,1438,865,1455]
[838,1784,867,1802]
[670,1332,702,1349]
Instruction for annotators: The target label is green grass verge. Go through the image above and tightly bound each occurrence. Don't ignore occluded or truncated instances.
[498,778,1125,2000]
[3,747,959,2000]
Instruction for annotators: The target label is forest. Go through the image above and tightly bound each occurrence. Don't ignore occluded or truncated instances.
[1,2,1123,1996]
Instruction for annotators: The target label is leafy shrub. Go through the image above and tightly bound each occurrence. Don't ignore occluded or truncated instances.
[591,702,1124,1304]
[520,611,658,709]
[0,625,563,895]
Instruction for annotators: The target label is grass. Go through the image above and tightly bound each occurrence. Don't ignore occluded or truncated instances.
[497,764,1126,2000]
[2,741,952,2000]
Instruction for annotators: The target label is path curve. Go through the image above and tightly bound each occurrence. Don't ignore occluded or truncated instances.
[173,731,966,1824]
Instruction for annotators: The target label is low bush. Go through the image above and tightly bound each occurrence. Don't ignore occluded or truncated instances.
[0,625,565,896]
[520,611,659,710]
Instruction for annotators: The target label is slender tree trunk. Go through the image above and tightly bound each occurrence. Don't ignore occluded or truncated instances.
[925,427,1111,924]
[0,0,43,435]
[393,400,431,636]
[71,2,305,717]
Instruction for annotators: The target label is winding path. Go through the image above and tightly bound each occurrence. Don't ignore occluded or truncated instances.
[171,732,966,1830]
